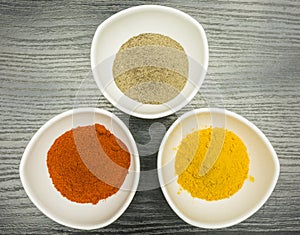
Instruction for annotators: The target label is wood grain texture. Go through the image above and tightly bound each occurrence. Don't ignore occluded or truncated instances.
[1,0,299,234]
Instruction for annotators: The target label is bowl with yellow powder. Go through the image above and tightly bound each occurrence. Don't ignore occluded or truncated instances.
[20,108,140,230]
[157,108,280,228]
[91,5,208,119]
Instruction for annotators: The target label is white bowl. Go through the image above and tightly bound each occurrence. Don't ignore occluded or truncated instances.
[157,108,280,228]
[91,5,209,119]
[20,108,140,230]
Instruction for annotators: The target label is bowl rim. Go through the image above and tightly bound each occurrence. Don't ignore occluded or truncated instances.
[157,108,280,229]
[90,5,209,119]
[19,107,140,230]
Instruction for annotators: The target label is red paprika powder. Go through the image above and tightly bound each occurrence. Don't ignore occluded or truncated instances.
[47,123,130,204]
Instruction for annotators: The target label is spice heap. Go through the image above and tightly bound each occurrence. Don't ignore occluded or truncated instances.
[113,33,188,104]
[175,127,250,201]
[47,124,130,204]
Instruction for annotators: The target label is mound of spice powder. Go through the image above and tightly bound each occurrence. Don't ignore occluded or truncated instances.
[175,127,250,201]
[113,33,188,104]
[47,124,130,204]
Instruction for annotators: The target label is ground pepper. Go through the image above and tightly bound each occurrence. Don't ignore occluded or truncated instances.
[47,124,130,204]
[175,127,250,201]
[113,33,188,104]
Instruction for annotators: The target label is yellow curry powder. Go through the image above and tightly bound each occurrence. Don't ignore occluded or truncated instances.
[175,127,250,201]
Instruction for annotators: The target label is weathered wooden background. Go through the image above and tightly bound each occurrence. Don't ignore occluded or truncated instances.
[1,0,299,234]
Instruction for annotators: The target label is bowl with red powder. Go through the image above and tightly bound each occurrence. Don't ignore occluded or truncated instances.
[20,108,140,230]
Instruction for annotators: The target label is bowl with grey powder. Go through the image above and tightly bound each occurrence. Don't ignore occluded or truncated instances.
[91,5,208,119]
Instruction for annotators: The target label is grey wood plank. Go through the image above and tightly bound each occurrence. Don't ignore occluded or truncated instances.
[0,0,299,234]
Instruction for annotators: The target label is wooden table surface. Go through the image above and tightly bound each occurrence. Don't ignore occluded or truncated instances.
[1,0,299,234]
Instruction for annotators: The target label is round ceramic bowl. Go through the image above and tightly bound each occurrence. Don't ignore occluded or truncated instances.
[157,108,280,228]
[91,5,208,119]
[20,108,140,230]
